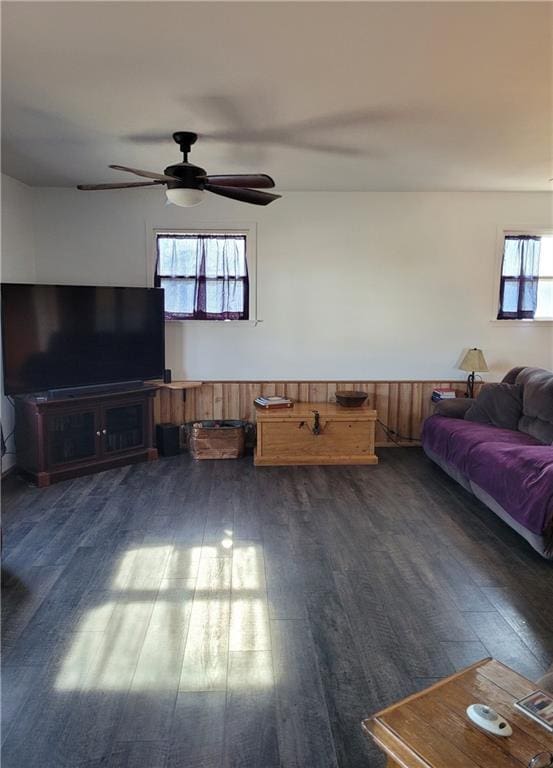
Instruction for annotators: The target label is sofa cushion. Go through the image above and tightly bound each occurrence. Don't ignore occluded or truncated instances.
[467,442,553,537]
[465,383,523,431]
[515,366,550,386]
[501,366,527,385]
[434,398,474,419]
[420,415,541,477]
[515,368,553,444]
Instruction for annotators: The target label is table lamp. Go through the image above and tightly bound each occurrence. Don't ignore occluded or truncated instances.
[459,348,488,398]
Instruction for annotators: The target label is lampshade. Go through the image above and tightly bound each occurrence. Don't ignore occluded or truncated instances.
[459,348,489,373]
[166,187,205,207]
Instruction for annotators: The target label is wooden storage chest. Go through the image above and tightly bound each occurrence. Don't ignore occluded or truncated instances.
[254,402,378,466]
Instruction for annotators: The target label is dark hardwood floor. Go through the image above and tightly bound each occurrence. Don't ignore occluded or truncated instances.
[2,448,552,767]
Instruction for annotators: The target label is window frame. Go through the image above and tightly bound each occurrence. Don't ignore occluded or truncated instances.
[149,224,258,325]
[491,227,553,325]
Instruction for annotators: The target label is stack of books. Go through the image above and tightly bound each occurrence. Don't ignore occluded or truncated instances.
[431,387,457,402]
[254,395,293,409]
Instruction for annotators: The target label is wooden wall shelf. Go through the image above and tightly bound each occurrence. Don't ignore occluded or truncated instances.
[148,380,202,413]
[147,380,203,391]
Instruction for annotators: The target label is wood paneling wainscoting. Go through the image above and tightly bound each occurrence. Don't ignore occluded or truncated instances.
[155,380,472,446]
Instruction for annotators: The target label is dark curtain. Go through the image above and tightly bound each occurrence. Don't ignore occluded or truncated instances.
[155,234,249,320]
[497,235,541,319]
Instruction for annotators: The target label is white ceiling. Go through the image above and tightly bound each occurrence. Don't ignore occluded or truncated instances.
[2,1,552,191]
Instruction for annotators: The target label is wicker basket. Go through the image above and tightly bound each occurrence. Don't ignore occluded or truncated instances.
[189,420,245,460]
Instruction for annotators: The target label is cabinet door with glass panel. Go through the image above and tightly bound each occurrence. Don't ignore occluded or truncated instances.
[46,406,101,467]
[100,399,146,456]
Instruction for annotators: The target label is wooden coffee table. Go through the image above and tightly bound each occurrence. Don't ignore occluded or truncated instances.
[362,658,553,767]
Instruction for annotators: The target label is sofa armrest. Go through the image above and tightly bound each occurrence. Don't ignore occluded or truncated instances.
[434,398,475,419]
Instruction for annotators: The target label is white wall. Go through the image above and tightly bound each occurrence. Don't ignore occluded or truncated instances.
[30,186,553,382]
[1,175,37,282]
[1,174,37,470]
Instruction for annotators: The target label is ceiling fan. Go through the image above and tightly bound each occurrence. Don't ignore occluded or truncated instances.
[77,131,281,207]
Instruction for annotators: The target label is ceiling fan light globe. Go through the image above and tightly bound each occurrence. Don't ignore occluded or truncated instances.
[165,187,205,207]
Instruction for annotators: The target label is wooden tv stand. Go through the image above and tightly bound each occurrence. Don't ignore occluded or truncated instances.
[14,385,159,487]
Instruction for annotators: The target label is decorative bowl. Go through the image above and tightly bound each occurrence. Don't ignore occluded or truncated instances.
[335,390,368,408]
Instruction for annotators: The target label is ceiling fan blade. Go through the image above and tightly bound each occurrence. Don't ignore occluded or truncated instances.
[109,164,177,182]
[77,180,165,190]
[204,184,281,206]
[200,174,275,189]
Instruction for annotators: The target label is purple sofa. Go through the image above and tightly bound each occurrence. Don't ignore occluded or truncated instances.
[421,367,553,559]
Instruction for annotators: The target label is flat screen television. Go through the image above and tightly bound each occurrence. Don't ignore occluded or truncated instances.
[1,283,165,395]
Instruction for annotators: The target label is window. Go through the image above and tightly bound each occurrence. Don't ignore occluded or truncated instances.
[536,236,553,319]
[155,232,249,320]
[497,233,553,320]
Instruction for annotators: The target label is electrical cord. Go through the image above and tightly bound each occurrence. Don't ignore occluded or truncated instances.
[3,427,15,443]
[377,419,420,445]
[1,417,16,460]
[2,427,16,450]
[1,398,16,459]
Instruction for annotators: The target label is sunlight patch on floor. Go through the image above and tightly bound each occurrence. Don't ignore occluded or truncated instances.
[55,539,273,692]
[229,598,271,652]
